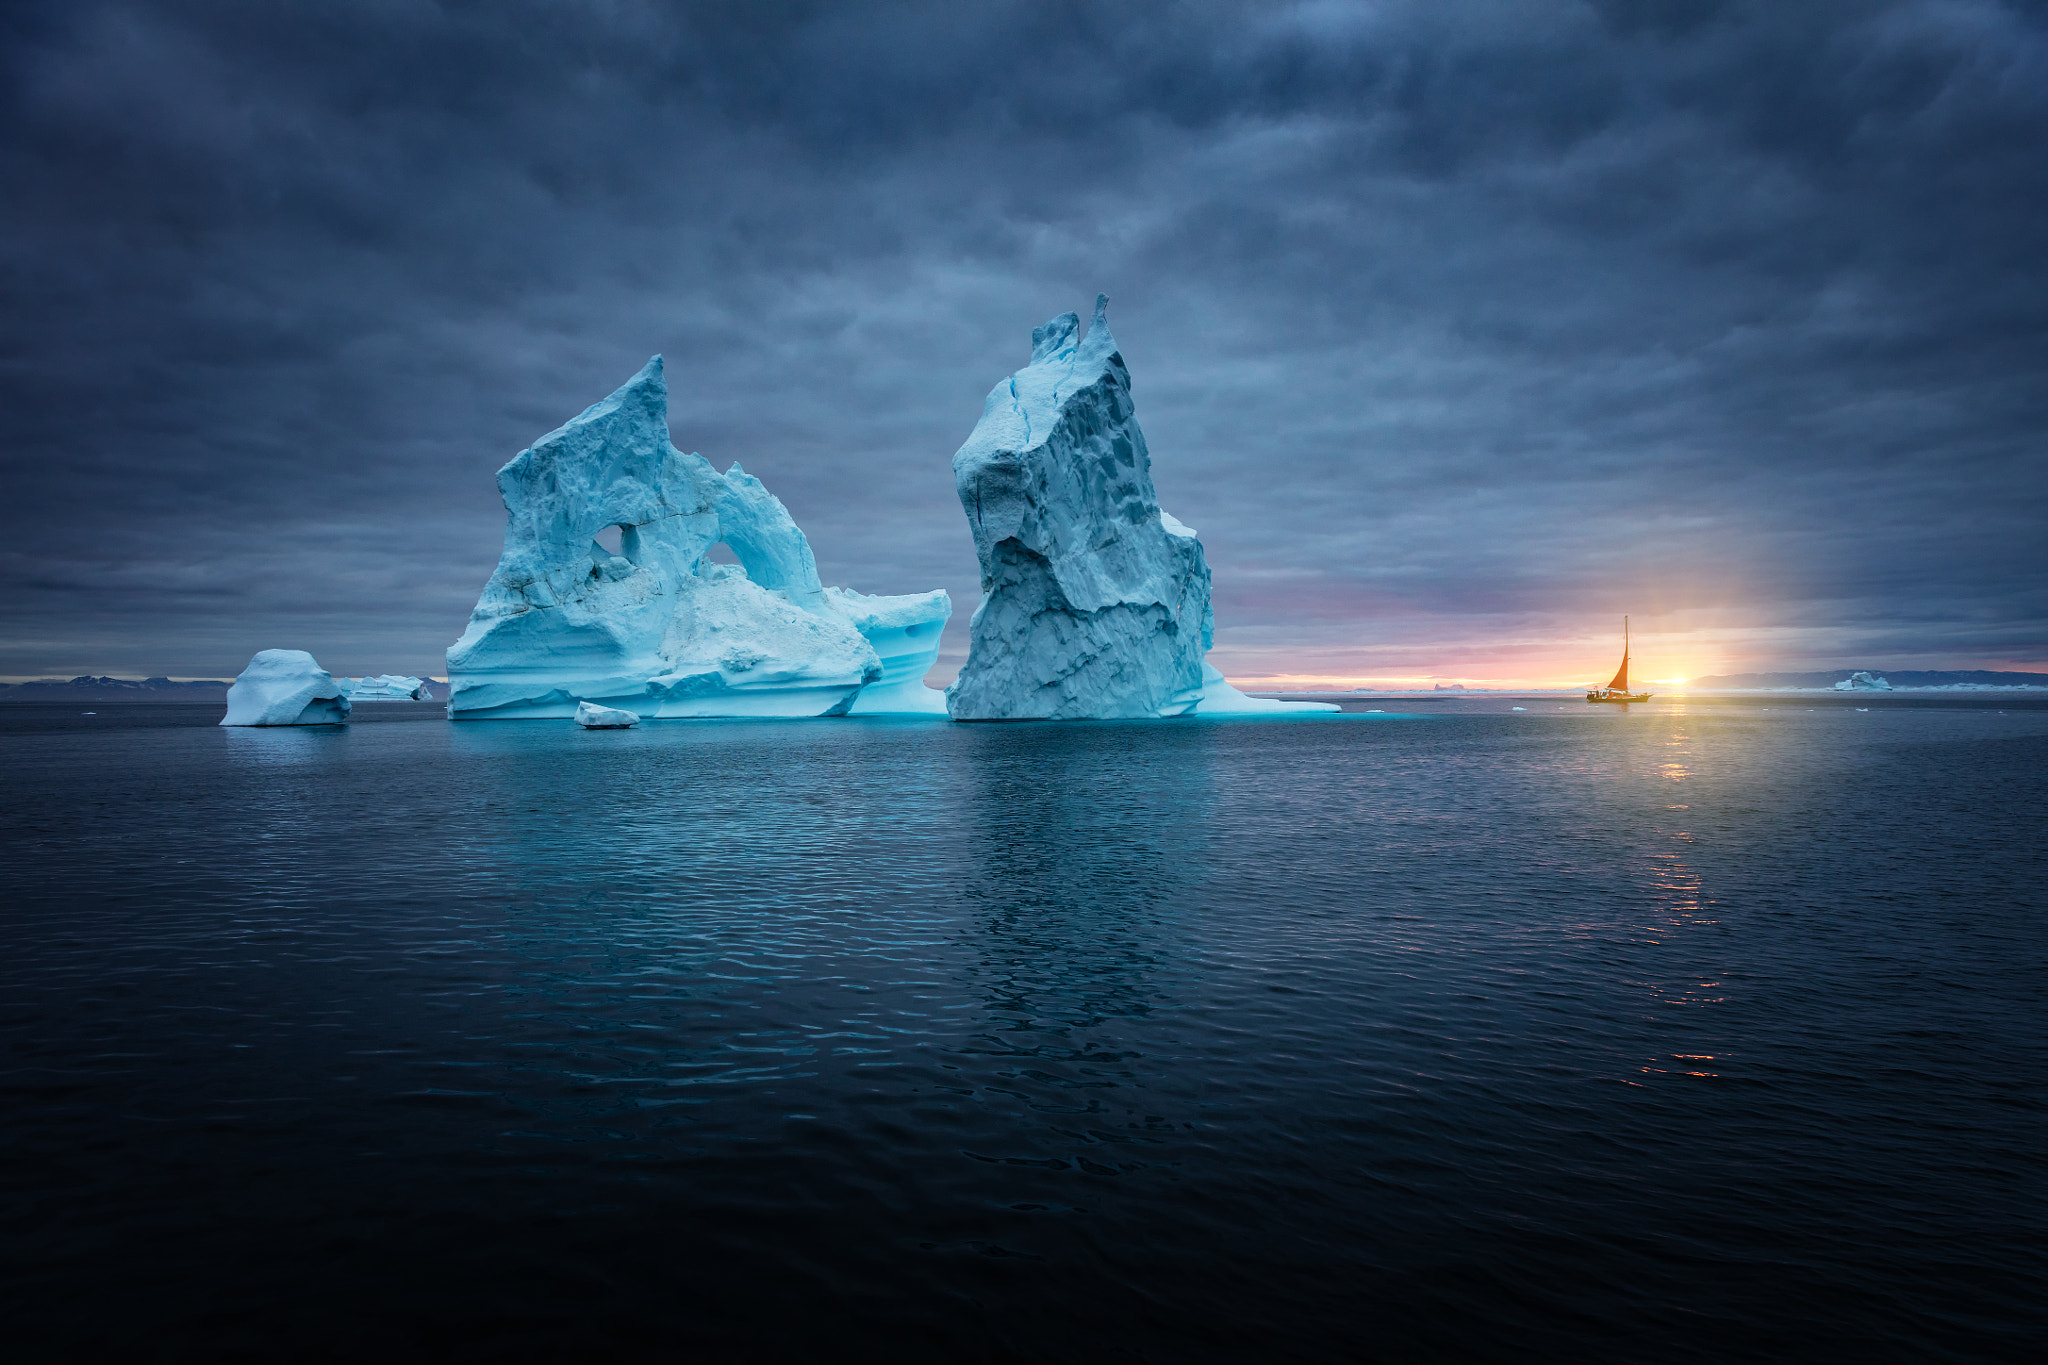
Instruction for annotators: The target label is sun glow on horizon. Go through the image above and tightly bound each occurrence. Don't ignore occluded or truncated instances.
[1221,661,1719,692]
[1215,631,1727,693]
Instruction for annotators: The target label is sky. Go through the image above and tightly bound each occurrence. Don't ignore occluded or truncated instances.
[2,0,2044,689]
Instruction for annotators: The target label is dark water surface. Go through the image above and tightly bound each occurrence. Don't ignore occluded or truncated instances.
[3,701,2043,1362]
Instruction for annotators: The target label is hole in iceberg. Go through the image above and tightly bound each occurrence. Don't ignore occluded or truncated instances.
[595,524,626,556]
[703,542,742,570]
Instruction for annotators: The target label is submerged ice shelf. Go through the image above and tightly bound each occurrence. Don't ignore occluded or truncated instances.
[447,357,949,720]
[948,297,1333,720]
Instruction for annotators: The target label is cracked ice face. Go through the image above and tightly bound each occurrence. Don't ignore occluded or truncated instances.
[947,298,1214,720]
[947,300,1334,721]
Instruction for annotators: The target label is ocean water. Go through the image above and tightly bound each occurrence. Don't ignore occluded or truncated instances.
[2,698,2043,1362]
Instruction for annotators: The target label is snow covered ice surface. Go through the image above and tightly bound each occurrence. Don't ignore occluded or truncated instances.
[574,701,638,729]
[220,649,351,726]
[447,357,949,720]
[948,297,1333,720]
[342,674,429,701]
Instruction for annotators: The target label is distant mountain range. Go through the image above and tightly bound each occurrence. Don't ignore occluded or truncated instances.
[1687,670,2048,689]
[0,675,449,700]
[0,675,232,699]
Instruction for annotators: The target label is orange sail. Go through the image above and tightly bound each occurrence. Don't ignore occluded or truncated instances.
[1605,618,1630,692]
[1587,617,1650,703]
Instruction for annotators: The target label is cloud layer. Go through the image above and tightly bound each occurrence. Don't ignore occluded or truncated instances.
[3,0,2043,684]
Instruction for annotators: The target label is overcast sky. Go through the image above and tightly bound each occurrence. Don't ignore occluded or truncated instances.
[3,0,2043,686]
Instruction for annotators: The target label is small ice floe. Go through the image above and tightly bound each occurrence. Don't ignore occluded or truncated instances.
[1512,706,1526,711]
[1856,707,1869,712]
[82,711,95,715]
[575,700,639,729]
[1365,708,1385,713]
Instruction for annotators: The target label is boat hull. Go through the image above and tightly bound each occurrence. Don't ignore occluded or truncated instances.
[1586,691,1652,703]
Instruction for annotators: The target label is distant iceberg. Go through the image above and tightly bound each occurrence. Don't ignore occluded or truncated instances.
[343,674,430,701]
[221,650,351,726]
[1833,672,1893,692]
[447,357,949,720]
[1687,670,2047,690]
[946,297,1333,720]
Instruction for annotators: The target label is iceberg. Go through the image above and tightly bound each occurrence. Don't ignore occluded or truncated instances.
[1834,671,1893,692]
[220,649,351,726]
[829,587,952,715]
[574,701,639,729]
[343,674,430,701]
[947,297,1334,719]
[447,356,950,719]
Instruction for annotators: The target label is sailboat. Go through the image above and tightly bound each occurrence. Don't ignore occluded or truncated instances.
[1586,617,1653,704]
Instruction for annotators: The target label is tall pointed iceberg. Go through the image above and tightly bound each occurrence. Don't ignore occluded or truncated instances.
[448,357,949,719]
[948,298,1332,720]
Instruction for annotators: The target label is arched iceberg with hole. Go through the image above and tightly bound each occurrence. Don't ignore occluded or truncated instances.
[447,356,949,719]
[948,297,1334,719]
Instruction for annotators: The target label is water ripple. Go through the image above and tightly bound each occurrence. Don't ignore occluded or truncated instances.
[2,704,2045,1360]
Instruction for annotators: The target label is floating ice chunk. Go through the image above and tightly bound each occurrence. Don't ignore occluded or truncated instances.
[574,701,639,728]
[1512,706,1527,711]
[1833,671,1892,691]
[343,674,429,701]
[447,356,949,719]
[947,296,1331,720]
[221,649,350,726]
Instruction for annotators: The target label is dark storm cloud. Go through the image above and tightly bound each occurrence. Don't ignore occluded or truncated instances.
[2,0,2043,682]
